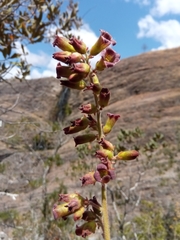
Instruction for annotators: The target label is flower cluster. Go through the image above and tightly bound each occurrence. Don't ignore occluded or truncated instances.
[52,30,139,238]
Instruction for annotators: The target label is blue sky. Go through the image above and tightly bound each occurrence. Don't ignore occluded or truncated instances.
[8,0,180,79]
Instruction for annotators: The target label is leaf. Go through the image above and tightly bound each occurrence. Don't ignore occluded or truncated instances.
[10,53,22,59]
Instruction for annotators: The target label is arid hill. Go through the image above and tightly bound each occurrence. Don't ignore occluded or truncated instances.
[0,47,180,239]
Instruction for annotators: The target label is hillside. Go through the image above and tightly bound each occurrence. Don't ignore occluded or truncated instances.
[0,47,180,239]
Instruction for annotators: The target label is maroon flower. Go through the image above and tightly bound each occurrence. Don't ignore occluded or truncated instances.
[80,171,96,186]
[94,163,115,184]
[56,62,72,79]
[103,113,120,134]
[98,88,110,108]
[90,30,116,56]
[69,37,87,54]
[79,103,97,114]
[63,116,90,134]
[95,48,120,71]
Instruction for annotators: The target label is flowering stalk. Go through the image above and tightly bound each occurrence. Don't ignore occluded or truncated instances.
[52,30,139,239]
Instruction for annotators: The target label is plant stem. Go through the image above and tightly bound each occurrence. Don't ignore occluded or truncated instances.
[102,184,111,240]
[94,94,103,141]
[93,93,111,240]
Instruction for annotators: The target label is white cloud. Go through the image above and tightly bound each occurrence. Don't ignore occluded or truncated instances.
[137,15,180,49]
[70,23,98,49]
[151,0,180,17]
[124,0,150,5]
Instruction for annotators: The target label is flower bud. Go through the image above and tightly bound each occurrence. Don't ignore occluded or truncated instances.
[98,88,110,108]
[90,73,102,94]
[53,51,83,64]
[90,30,116,56]
[103,113,120,134]
[115,150,139,160]
[60,80,86,90]
[74,134,97,146]
[53,35,76,52]
[69,37,87,54]
[79,103,97,114]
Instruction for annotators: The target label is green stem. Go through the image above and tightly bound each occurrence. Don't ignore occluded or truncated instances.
[93,93,111,240]
[102,184,111,240]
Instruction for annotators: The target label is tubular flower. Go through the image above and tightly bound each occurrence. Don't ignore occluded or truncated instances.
[79,103,97,114]
[68,63,90,82]
[63,116,90,134]
[74,134,97,146]
[56,62,72,79]
[69,37,87,54]
[80,171,96,186]
[115,150,139,160]
[75,221,96,238]
[53,51,83,64]
[103,113,120,134]
[95,48,121,71]
[60,80,86,90]
[53,35,76,52]
[90,29,116,56]
[98,88,110,108]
